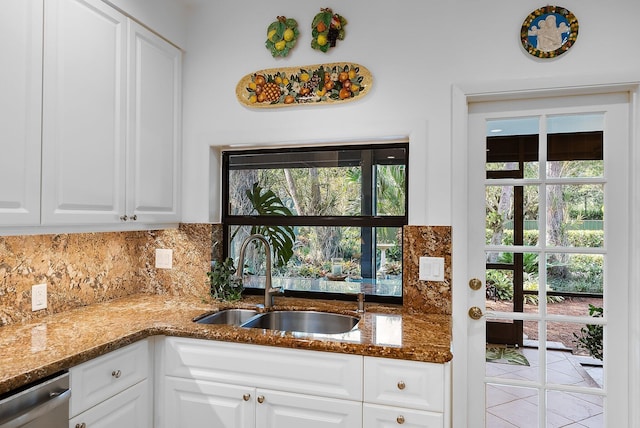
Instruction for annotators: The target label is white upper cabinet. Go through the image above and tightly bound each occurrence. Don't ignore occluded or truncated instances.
[41,0,181,226]
[42,0,128,225]
[127,20,181,223]
[0,0,43,226]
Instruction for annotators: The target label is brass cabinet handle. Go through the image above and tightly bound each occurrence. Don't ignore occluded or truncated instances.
[396,415,405,424]
[111,370,122,378]
[257,395,265,404]
[119,215,128,221]
[243,393,251,401]
[397,380,405,390]
[75,424,86,428]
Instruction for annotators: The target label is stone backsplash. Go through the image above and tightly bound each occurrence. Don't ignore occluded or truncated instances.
[0,223,451,326]
[0,224,212,326]
[403,226,452,315]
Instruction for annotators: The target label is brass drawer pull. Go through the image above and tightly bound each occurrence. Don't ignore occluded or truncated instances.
[397,415,405,424]
[243,393,251,401]
[397,380,406,390]
[111,370,122,378]
[257,395,265,404]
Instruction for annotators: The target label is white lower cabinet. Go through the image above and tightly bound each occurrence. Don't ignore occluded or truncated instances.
[364,356,450,427]
[164,377,361,428]
[69,339,152,428]
[256,388,362,428]
[164,377,254,427]
[69,379,151,428]
[363,403,443,428]
[68,336,450,428]
[158,337,363,428]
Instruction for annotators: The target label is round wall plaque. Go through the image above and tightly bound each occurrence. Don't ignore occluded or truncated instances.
[521,5,578,58]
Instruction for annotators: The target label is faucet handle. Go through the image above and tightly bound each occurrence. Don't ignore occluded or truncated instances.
[270,286,284,295]
[357,292,365,313]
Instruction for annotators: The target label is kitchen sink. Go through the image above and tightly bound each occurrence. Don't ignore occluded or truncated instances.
[194,308,259,325]
[240,310,359,334]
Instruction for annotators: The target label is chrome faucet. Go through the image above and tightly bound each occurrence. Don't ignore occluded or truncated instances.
[236,234,282,309]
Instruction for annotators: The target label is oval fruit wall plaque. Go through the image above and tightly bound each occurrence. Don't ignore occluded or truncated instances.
[236,62,372,108]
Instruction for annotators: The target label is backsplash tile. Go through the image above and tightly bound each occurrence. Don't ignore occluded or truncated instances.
[0,224,211,326]
[403,226,452,315]
[0,223,451,326]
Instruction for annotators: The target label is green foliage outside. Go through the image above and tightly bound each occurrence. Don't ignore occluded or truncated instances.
[487,229,604,248]
[208,258,243,302]
[486,269,564,305]
[241,183,295,268]
[228,163,405,285]
[573,304,604,360]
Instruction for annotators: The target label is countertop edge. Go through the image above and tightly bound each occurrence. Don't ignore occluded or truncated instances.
[0,295,452,396]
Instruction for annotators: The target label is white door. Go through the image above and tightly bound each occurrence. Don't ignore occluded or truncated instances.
[42,0,127,225]
[255,389,362,428]
[164,377,255,428]
[461,92,631,427]
[127,20,181,223]
[0,0,42,226]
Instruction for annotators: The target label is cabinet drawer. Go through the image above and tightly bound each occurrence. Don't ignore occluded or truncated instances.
[163,337,362,400]
[69,379,151,428]
[364,357,444,411]
[70,339,151,417]
[363,403,443,428]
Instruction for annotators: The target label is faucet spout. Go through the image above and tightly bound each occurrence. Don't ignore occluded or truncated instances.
[235,234,282,308]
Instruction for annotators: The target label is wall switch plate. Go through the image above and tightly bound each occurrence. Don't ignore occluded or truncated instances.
[32,283,47,311]
[155,248,173,269]
[419,257,445,282]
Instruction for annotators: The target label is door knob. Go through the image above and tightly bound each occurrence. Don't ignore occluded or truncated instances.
[468,306,484,320]
[469,278,482,290]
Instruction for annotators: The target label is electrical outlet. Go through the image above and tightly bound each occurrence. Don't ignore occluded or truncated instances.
[155,248,173,269]
[32,283,47,311]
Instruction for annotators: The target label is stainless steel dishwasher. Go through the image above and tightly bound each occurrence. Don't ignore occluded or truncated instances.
[0,371,70,428]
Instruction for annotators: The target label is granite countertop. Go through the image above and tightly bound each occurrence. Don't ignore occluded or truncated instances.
[0,293,452,396]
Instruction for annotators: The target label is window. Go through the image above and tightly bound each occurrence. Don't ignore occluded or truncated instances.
[221,143,408,303]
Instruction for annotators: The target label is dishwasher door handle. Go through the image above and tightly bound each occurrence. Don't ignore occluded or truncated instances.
[0,389,71,428]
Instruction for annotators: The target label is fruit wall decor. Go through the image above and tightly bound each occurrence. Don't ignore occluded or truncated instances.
[236,63,372,108]
[311,8,347,52]
[266,16,299,57]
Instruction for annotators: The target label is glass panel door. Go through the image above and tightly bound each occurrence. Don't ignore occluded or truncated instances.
[467,93,630,427]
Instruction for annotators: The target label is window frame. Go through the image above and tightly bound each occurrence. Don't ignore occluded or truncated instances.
[221,142,409,304]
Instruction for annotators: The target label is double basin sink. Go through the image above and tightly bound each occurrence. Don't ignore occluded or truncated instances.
[194,308,359,335]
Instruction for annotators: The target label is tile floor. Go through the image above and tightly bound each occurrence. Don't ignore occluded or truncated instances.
[486,345,604,427]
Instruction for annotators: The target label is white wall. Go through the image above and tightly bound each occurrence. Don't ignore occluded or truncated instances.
[104,0,189,47]
[181,0,640,224]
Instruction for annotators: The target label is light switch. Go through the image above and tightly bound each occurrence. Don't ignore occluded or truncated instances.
[419,257,445,281]
[155,248,173,269]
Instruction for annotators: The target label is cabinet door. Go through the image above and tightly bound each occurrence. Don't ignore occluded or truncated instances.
[0,0,42,225]
[255,389,362,428]
[164,376,255,428]
[42,0,127,225]
[363,403,443,428]
[127,20,181,223]
[69,379,151,428]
